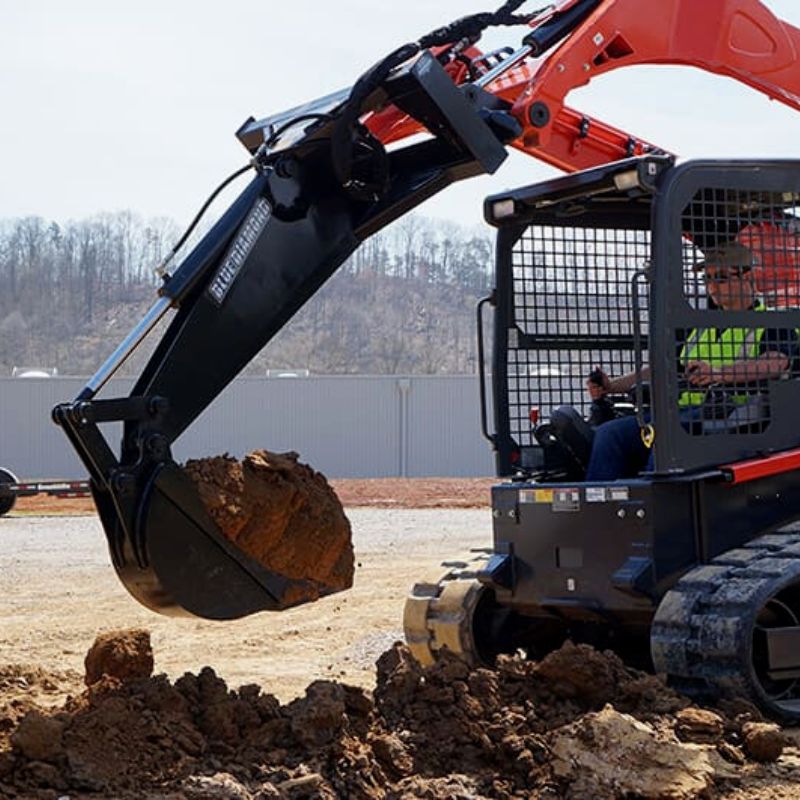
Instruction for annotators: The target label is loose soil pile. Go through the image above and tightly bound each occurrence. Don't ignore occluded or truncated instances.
[183,451,354,603]
[1,630,797,800]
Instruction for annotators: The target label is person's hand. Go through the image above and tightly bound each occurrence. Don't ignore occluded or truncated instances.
[587,367,611,400]
[686,360,717,387]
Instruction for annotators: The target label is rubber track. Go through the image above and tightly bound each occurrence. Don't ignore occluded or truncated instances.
[651,526,800,720]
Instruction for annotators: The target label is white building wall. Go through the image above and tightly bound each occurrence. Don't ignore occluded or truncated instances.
[0,376,496,480]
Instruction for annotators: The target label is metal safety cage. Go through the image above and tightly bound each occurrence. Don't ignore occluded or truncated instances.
[650,161,800,474]
[485,157,669,477]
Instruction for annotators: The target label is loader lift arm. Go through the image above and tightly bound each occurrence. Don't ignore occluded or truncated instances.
[358,0,800,171]
[54,0,800,621]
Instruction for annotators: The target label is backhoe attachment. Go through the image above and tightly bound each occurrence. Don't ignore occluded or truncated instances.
[53,51,516,620]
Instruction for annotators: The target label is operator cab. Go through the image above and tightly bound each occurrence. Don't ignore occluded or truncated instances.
[483,155,800,483]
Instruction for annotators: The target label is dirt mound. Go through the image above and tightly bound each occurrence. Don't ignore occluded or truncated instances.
[84,628,153,686]
[184,451,354,603]
[0,665,82,756]
[0,630,795,799]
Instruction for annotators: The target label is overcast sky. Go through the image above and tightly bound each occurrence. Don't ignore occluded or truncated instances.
[2,0,800,230]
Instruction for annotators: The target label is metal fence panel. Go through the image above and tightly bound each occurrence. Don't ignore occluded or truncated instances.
[0,376,495,480]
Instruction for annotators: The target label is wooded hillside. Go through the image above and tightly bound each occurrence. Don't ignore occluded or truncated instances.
[0,211,494,376]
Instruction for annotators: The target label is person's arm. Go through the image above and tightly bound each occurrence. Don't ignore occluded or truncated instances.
[687,327,796,387]
[607,366,651,393]
[587,366,650,398]
[686,352,789,386]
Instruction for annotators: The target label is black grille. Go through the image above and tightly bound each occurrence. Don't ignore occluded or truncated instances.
[676,188,800,435]
[507,224,649,447]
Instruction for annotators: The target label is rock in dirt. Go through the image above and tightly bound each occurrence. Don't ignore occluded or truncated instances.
[717,740,746,765]
[285,680,348,747]
[534,640,626,706]
[550,705,715,800]
[742,721,785,762]
[527,640,688,717]
[675,707,725,744]
[370,732,414,777]
[182,772,254,799]
[184,451,354,604]
[84,628,154,686]
[10,710,64,762]
[0,664,81,755]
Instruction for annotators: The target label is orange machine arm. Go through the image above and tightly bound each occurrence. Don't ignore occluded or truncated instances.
[369,0,800,173]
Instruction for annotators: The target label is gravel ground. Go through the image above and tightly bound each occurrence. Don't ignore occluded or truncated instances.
[0,509,491,699]
[3,511,800,800]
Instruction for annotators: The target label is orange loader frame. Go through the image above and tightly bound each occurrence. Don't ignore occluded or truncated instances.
[368,0,800,172]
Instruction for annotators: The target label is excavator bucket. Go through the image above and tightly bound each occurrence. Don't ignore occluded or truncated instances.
[114,462,303,619]
[53,50,513,619]
[108,455,352,619]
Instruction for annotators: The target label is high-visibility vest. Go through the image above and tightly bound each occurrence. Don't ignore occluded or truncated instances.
[678,304,766,408]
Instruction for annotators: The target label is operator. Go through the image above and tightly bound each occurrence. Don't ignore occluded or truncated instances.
[584,241,797,481]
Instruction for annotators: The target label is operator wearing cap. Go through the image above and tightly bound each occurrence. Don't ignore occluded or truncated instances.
[584,241,797,481]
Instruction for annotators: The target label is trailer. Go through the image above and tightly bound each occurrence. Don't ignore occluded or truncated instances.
[0,468,91,517]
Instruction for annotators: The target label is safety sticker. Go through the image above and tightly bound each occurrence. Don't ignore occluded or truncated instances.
[519,489,553,504]
[585,487,607,503]
[207,197,272,306]
[609,487,630,502]
[552,488,580,512]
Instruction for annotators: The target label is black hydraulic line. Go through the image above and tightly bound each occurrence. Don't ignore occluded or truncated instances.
[263,113,334,150]
[523,0,603,57]
[419,1,550,50]
[157,173,269,303]
[332,0,550,191]
[156,163,254,280]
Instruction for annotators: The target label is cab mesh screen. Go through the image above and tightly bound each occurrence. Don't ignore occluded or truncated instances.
[677,188,800,436]
[507,225,649,447]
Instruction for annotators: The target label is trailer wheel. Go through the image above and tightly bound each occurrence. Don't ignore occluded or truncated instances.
[0,468,18,517]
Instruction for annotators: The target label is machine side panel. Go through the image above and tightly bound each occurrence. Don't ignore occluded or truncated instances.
[702,470,800,559]
[491,481,657,618]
